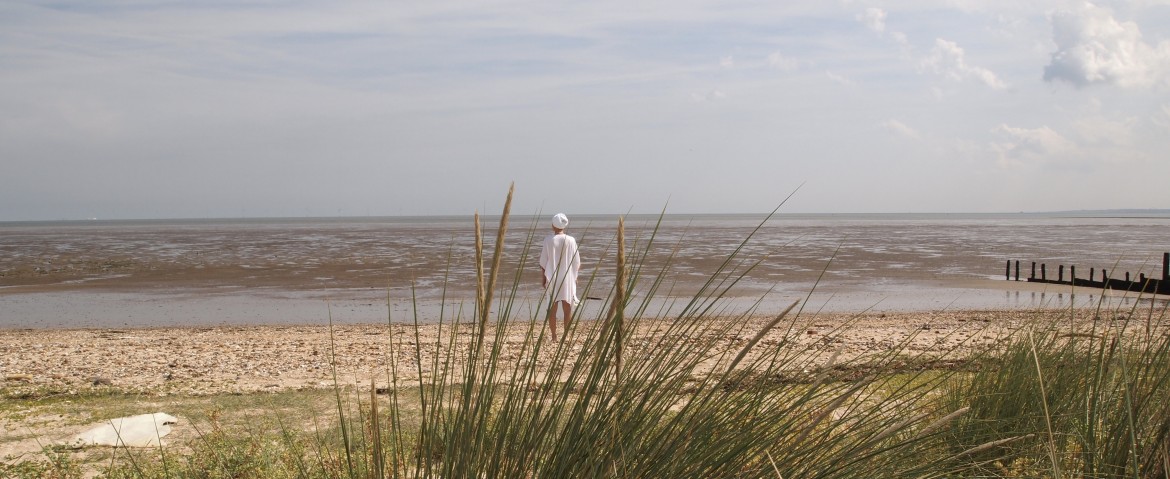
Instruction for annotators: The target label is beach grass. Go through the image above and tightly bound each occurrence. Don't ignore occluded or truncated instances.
[3,188,1170,478]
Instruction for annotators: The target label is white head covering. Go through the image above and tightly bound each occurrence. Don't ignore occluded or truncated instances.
[552,213,569,229]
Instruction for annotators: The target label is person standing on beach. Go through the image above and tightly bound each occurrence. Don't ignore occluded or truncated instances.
[539,213,581,342]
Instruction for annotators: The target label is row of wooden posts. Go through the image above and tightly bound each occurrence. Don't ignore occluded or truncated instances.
[1006,252,1170,296]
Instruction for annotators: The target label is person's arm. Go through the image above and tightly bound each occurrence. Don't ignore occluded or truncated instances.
[539,238,549,287]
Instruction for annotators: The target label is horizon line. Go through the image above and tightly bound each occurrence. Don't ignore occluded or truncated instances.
[4,208,1170,224]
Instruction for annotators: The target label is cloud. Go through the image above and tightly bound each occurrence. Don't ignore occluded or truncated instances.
[921,39,1008,90]
[990,124,1075,168]
[857,7,909,47]
[5,1,1170,218]
[880,119,921,140]
[859,8,886,33]
[825,70,853,86]
[767,51,800,71]
[1043,3,1170,88]
[691,89,727,102]
[890,31,909,46]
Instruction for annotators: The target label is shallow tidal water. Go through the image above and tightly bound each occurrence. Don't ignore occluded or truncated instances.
[1,213,1168,328]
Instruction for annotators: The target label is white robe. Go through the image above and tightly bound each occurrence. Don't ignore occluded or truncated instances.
[540,233,581,305]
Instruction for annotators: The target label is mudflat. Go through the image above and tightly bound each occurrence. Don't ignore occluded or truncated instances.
[3,215,1168,328]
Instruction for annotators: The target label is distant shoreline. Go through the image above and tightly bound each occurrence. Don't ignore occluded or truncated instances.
[3,209,1168,225]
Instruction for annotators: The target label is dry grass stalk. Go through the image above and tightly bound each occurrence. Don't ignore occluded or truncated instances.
[866,412,929,448]
[1028,328,1062,477]
[788,377,869,447]
[766,451,784,479]
[915,407,969,439]
[606,216,626,378]
[480,183,513,331]
[949,434,1035,460]
[725,300,799,376]
[369,377,385,478]
[474,211,485,316]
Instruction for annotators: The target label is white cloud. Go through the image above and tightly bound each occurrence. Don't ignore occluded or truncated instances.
[859,8,887,33]
[921,38,1008,90]
[825,70,853,86]
[880,119,921,140]
[1044,2,1170,88]
[691,89,727,102]
[857,7,909,47]
[767,51,800,71]
[720,56,735,68]
[990,124,1075,168]
[891,31,909,46]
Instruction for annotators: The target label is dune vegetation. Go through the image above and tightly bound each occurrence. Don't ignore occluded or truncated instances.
[5,187,1170,479]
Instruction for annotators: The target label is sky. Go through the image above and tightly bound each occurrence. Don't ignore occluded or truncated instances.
[2,1,1169,220]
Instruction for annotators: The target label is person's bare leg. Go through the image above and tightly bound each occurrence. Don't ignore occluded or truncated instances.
[548,302,560,342]
[560,302,571,341]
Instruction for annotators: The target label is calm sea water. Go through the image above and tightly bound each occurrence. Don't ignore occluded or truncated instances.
[2,212,1168,328]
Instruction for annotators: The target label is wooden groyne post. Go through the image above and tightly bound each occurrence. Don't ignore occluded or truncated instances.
[1006,250,1170,295]
[1008,252,1170,295]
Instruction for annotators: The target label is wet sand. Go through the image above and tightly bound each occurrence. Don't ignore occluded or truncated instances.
[2,214,1168,328]
[1,279,1160,330]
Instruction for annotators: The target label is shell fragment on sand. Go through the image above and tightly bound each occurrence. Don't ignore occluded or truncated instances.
[68,412,178,448]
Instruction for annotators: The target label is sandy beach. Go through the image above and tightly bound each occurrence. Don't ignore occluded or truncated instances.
[3,307,1164,477]
[0,308,1147,398]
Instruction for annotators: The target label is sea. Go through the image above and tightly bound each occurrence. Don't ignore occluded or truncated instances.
[1,212,1168,329]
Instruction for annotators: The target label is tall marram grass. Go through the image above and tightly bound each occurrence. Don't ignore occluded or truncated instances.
[14,187,1170,478]
[944,303,1170,478]
[343,186,975,479]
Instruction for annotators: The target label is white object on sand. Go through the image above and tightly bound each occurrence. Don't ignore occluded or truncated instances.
[69,412,178,448]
